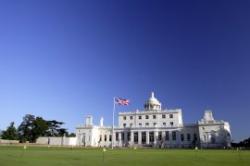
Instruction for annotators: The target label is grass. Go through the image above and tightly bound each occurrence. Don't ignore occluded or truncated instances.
[0,146,250,166]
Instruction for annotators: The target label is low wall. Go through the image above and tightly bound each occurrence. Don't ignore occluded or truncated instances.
[36,137,77,146]
[0,139,19,144]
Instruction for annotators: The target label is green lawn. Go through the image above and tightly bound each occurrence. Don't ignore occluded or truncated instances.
[0,146,249,166]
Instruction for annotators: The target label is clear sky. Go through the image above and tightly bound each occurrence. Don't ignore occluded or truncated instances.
[0,0,250,141]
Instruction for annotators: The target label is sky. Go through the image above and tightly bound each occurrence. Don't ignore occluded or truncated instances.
[0,0,250,141]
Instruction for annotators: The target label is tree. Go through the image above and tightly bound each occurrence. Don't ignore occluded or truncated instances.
[17,114,69,142]
[31,117,49,142]
[46,120,66,136]
[18,114,35,142]
[1,122,18,140]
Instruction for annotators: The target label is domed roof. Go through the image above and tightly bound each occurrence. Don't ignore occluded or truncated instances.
[146,92,161,105]
[144,92,162,111]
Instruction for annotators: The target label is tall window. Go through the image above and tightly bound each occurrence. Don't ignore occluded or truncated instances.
[145,115,149,119]
[123,116,126,120]
[153,115,156,119]
[149,132,154,143]
[130,116,133,120]
[187,133,191,141]
[181,134,184,141]
[128,132,131,141]
[142,132,146,144]
[123,123,126,127]
[109,135,112,141]
[163,122,166,126]
[138,115,142,119]
[162,114,166,118]
[121,132,124,141]
[165,131,169,141]
[104,135,107,142]
[158,131,162,141]
[169,114,173,118]
[170,122,174,126]
[116,133,119,141]
[134,132,138,143]
[172,131,176,141]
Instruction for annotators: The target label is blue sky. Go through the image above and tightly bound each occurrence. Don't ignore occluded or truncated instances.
[0,0,250,141]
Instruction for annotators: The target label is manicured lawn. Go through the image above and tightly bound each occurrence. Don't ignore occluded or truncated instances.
[0,146,249,166]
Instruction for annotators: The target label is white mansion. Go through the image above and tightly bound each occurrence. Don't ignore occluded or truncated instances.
[76,92,231,148]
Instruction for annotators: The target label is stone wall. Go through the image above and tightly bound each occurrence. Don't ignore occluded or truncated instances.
[0,139,19,144]
[36,137,77,146]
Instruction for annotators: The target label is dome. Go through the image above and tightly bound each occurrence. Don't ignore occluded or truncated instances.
[144,92,162,111]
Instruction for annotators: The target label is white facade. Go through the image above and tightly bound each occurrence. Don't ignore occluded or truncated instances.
[75,92,231,148]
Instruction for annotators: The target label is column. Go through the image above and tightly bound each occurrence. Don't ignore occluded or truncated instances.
[146,131,150,145]
[124,131,128,146]
[118,132,122,147]
[130,131,134,146]
[154,131,158,146]
[138,131,142,145]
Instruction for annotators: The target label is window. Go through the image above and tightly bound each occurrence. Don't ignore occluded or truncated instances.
[172,131,176,141]
[145,115,149,119]
[142,132,146,144]
[128,132,131,141]
[139,123,142,127]
[138,115,142,119]
[99,135,102,142]
[149,132,154,142]
[123,116,126,120]
[162,114,166,118]
[193,133,197,141]
[170,122,174,126]
[121,132,124,141]
[130,116,133,120]
[169,114,173,118]
[130,123,133,127]
[187,133,191,141]
[165,131,169,141]
[123,123,126,127]
[104,135,107,141]
[134,132,138,143]
[109,135,112,141]
[153,123,157,126]
[158,132,162,141]
[181,134,184,141]
[145,123,149,126]
[116,133,119,141]
[163,122,166,126]
[153,115,156,119]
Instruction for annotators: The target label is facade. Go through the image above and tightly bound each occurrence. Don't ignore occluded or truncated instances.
[75,92,231,148]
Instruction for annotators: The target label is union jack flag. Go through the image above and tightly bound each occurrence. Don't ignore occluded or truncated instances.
[115,97,130,106]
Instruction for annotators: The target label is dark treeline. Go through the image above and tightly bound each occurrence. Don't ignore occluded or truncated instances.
[231,137,250,149]
[0,114,75,143]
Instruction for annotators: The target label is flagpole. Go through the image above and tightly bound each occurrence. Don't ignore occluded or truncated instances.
[112,97,115,149]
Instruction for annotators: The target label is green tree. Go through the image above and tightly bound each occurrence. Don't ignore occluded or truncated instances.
[18,114,35,142]
[31,117,49,142]
[1,122,18,140]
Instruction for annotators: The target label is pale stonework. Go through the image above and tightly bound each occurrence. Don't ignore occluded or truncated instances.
[75,92,231,148]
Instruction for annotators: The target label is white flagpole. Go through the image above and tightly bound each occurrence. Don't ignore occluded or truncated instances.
[112,97,115,149]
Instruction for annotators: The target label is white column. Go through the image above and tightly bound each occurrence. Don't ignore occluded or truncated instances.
[154,131,158,145]
[130,131,134,146]
[124,131,128,146]
[146,131,150,144]
[138,131,142,145]
[118,132,122,147]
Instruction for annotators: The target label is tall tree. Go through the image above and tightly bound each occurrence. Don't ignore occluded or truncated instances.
[1,122,18,140]
[46,120,66,136]
[18,114,35,142]
[31,117,49,142]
